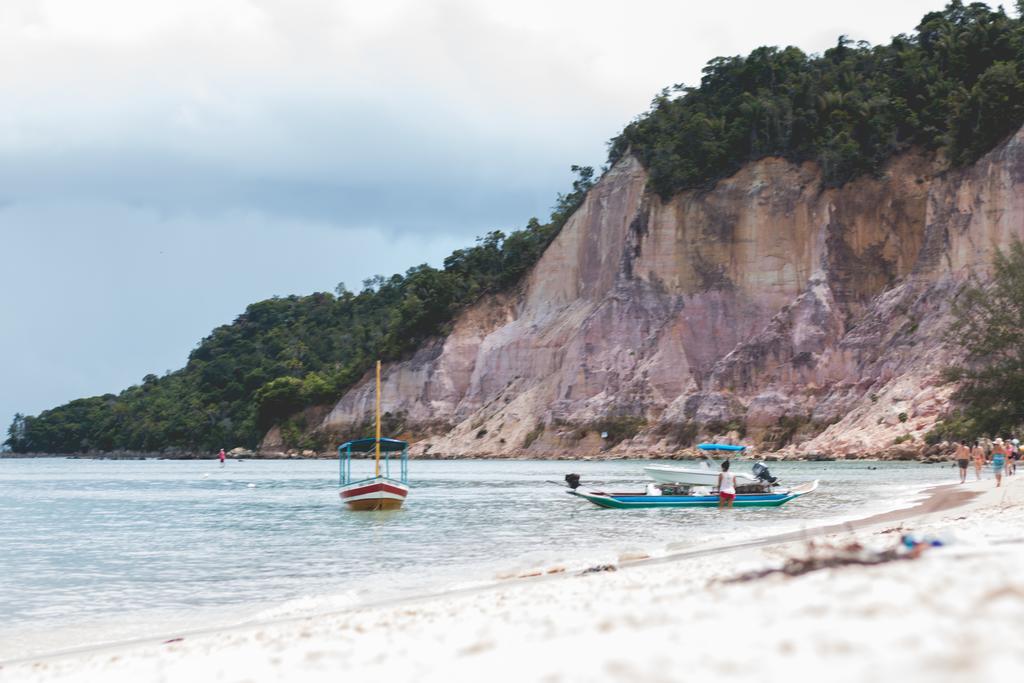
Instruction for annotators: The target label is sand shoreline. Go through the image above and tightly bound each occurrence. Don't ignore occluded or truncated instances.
[3,475,1004,680]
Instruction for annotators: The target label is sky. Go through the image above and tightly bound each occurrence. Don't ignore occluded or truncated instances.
[0,0,994,437]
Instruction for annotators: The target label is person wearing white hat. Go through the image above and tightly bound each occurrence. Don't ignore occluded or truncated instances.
[992,439,1006,487]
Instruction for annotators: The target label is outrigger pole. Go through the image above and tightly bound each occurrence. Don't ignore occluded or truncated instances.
[375,360,382,477]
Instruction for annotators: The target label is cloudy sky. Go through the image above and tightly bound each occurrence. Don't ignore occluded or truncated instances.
[0,0,988,436]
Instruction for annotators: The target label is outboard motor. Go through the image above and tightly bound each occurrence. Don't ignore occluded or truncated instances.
[565,473,582,490]
[752,462,779,485]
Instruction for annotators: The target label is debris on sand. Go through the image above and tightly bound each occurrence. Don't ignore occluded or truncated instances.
[722,536,943,583]
[580,564,618,575]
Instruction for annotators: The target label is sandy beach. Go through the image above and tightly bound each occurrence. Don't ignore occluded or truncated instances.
[4,475,1023,683]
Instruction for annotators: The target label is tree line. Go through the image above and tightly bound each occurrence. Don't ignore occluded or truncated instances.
[608,1,1024,197]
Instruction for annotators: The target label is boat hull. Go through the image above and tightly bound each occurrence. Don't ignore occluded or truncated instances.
[569,480,818,509]
[340,477,409,511]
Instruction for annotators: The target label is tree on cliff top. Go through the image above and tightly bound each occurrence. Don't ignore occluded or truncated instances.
[608,1,1024,197]
[940,238,1024,438]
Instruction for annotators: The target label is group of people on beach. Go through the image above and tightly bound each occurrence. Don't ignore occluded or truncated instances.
[954,437,1020,487]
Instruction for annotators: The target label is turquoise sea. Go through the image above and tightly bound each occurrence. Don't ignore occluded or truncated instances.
[0,457,958,660]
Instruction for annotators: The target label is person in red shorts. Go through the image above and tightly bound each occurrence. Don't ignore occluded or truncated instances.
[718,460,737,509]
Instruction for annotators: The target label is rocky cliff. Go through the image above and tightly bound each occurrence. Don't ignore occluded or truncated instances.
[289,125,1024,459]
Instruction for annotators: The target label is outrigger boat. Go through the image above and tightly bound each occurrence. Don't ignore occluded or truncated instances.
[564,460,818,509]
[338,361,410,511]
[566,480,818,509]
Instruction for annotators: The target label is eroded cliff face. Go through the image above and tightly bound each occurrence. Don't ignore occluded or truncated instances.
[295,125,1024,458]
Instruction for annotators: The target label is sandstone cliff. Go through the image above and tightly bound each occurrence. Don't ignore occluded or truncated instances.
[290,125,1024,459]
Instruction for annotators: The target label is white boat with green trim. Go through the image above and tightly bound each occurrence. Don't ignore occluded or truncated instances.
[644,463,757,487]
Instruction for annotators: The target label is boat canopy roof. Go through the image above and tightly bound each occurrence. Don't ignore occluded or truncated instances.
[697,442,746,451]
[338,437,408,453]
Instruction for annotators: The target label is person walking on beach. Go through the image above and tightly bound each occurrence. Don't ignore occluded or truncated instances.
[955,440,970,484]
[1010,439,1020,476]
[717,460,737,509]
[972,441,986,480]
[992,439,1006,488]
[219,448,226,466]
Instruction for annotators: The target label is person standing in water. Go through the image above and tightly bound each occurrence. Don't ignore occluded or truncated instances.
[717,460,736,509]
[972,441,986,480]
[219,448,226,466]
[955,440,970,484]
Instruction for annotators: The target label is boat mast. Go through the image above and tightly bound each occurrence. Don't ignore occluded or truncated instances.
[375,360,382,477]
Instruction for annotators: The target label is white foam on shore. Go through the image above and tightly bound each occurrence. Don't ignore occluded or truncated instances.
[807,477,950,526]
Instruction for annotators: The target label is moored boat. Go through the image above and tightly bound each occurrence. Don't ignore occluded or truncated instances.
[567,480,818,509]
[644,463,757,487]
[338,438,410,511]
[338,361,410,511]
[643,443,756,486]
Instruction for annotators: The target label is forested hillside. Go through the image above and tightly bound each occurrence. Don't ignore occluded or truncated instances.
[609,1,1024,196]
[8,1,1024,454]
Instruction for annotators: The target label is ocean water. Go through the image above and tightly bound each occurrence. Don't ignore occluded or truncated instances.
[0,457,957,660]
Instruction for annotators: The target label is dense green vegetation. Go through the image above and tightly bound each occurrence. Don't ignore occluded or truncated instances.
[8,2,1024,454]
[4,167,595,454]
[928,238,1024,442]
[609,1,1024,196]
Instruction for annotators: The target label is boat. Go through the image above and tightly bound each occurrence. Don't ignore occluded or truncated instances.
[567,480,818,509]
[338,361,410,511]
[643,443,754,486]
[644,463,757,487]
[338,437,410,510]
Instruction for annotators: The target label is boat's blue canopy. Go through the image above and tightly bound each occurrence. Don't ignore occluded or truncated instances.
[338,437,408,453]
[697,443,747,452]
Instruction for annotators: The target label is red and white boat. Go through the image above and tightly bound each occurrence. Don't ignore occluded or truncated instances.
[338,361,410,511]
[338,438,410,511]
